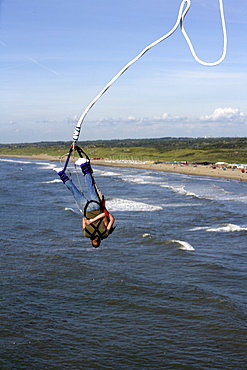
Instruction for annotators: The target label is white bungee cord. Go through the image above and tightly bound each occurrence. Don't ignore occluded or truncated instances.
[72,0,227,142]
[180,0,227,66]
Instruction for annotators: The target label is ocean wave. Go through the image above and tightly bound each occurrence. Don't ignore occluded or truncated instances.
[43,179,61,184]
[207,223,247,233]
[105,171,162,186]
[107,198,162,212]
[170,240,195,251]
[161,182,247,204]
[127,178,152,185]
[36,162,60,170]
[0,157,60,170]
[0,158,33,164]
[120,174,154,185]
[160,184,197,197]
[189,226,208,231]
[99,170,123,177]
[190,223,247,233]
[64,207,78,214]
[162,203,201,208]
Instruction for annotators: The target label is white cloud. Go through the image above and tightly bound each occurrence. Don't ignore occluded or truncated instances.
[93,113,187,128]
[95,116,141,127]
[153,113,187,122]
[200,107,245,122]
[36,119,58,124]
[65,115,80,124]
[0,120,19,129]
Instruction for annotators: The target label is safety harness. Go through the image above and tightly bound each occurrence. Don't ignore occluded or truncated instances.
[83,200,109,241]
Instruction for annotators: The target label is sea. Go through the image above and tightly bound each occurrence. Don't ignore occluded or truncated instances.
[1,157,247,370]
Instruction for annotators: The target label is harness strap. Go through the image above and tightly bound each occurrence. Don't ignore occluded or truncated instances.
[62,145,74,172]
[62,144,90,172]
[86,219,108,240]
[101,196,110,217]
[74,145,90,161]
[84,200,109,240]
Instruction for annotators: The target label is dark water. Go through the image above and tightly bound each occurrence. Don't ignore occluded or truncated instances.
[1,157,247,369]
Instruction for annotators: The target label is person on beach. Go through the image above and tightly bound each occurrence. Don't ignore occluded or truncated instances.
[55,158,115,248]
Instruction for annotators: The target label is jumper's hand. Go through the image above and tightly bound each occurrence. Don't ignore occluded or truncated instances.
[85,219,91,225]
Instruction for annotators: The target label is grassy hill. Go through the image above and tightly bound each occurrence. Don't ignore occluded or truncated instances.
[1,137,247,163]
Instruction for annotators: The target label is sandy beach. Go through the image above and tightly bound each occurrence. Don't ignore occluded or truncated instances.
[1,153,247,182]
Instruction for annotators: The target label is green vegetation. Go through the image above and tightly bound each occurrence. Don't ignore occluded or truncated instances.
[1,137,247,163]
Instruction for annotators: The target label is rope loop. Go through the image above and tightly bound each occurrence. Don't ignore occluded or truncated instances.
[181,0,227,66]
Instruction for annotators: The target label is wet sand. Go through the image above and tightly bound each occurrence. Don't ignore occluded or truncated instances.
[1,154,247,182]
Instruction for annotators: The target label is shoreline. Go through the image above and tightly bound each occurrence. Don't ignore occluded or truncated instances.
[1,153,247,182]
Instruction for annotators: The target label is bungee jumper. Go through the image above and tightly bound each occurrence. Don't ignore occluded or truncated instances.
[54,0,227,247]
[54,145,115,248]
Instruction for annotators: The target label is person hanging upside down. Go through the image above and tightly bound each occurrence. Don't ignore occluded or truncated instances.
[55,158,115,248]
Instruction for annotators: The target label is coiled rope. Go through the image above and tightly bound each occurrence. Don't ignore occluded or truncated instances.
[72,0,227,143]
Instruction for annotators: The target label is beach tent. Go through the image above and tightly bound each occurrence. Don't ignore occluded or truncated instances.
[227,163,239,169]
[215,162,228,166]
[237,164,247,170]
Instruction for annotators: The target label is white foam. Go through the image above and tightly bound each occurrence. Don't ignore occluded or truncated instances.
[64,207,78,214]
[170,240,195,251]
[160,184,197,198]
[207,223,247,233]
[36,162,59,170]
[162,203,201,208]
[36,161,53,166]
[189,226,208,231]
[160,180,247,203]
[107,171,161,186]
[142,233,151,238]
[99,170,122,177]
[0,157,59,170]
[107,198,162,212]
[126,177,152,185]
[43,179,61,184]
[0,158,33,164]
[119,173,154,185]
[173,186,196,197]
[190,223,247,233]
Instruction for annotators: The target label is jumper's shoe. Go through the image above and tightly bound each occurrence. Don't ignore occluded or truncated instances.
[75,158,87,166]
[53,167,63,173]
[53,167,69,183]
[75,158,93,175]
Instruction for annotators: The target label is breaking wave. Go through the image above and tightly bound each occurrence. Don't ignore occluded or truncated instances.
[0,158,33,165]
[160,184,197,197]
[107,198,162,212]
[170,240,195,251]
[190,223,247,233]
[207,223,247,232]
[64,207,78,214]
[43,179,61,184]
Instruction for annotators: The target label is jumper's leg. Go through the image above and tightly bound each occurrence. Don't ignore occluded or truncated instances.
[75,159,100,206]
[54,167,88,211]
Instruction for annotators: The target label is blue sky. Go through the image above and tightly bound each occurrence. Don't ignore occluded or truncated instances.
[1,0,246,143]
